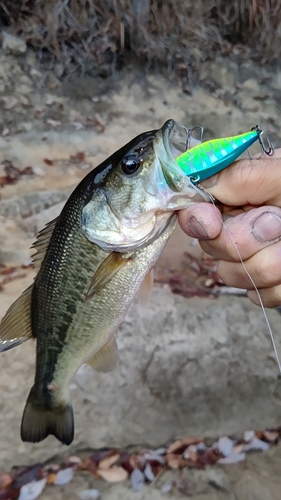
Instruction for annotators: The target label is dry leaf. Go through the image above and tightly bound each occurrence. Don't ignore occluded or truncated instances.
[128,454,143,472]
[243,430,255,442]
[167,437,202,454]
[263,430,280,442]
[46,473,57,484]
[0,474,12,489]
[80,459,97,476]
[243,437,269,452]
[130,468,145,492]
[43,158,54,166]
[18,478,47,500]
[53,468,74,485]
[70,151,85,164]
[12,465,43,489]
[216,436,234,457]
[85,117,105,133]
[20,167,33,176]
[99,454,120,470]
[232,443,246,454]
[97,466,128,483]
[165,454,188,469]
[144,463,155,482]
[65,456,82,467]
[185,445,198,462]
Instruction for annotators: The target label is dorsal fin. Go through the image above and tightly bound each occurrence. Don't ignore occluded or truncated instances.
[0,283,34,352]
[31,217,58,270]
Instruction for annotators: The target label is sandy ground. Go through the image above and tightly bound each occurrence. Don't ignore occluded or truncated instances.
[1,48,281,499]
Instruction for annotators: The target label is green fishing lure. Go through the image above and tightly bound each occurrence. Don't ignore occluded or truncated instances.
[176,125,274,184]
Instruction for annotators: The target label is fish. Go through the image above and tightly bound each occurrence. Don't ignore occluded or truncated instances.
[0,119,209,446]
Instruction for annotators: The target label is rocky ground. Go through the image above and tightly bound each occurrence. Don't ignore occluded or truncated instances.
[1,39,281,499]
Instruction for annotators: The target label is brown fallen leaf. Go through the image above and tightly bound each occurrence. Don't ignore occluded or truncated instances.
[43,158,54,166]
[20,166,33,176]
[97,466,128,483]
[167,436,203,454]
[0,176,9,187]
[64,456,82,467]
[85,117,105,133]
[1,267,17,275]
[0,474,13,489]
[0,489,19,500]
[99,454,120,470]
[263,430,280,442]
[165,454,188,469]
[70,151,85,164]
[46,473,57,484]
[80,458,97,476]
[128,454,143,471]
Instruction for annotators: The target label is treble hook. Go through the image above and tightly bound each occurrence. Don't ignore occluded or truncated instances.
[186,125,204,149]
[248,125,274,160]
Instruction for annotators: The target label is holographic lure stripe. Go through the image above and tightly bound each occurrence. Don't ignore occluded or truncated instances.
[176,129,260,183]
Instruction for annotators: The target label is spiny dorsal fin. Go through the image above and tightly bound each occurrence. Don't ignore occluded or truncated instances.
[85,251,131,302]
[86,336,119,373]
[0,283,34,352]
[31,217,58,270]
[137,268,154,306]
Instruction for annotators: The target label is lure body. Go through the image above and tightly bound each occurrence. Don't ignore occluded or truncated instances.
[176,129,260,183]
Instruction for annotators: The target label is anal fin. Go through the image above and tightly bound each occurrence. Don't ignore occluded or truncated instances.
[0,283,34,352]
[86,336,119,373]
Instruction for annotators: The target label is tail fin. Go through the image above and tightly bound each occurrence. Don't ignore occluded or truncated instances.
[21,387,74,445]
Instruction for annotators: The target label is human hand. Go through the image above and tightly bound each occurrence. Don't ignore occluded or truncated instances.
[178,149,281,307]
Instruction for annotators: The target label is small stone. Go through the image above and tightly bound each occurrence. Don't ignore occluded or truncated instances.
[2,32,27,54]
[78,490,101,500]
[33,165,47,176]
[54,63,64,78]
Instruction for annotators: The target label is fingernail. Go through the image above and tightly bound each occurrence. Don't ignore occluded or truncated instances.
[252,212,281,242]
[188,216,209,239]
[202,174,218,189]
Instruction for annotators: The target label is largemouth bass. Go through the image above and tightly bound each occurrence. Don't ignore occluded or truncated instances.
[0,119,208,445]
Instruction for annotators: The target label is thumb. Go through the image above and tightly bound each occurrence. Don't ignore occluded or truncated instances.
[202,149,281,207]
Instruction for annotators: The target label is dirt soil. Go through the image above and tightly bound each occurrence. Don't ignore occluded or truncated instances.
[1,48,281,499]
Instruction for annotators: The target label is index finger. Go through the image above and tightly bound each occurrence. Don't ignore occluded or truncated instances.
[203,148,281,207]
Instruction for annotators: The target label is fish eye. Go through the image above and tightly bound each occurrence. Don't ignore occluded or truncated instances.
[120,155,141,175]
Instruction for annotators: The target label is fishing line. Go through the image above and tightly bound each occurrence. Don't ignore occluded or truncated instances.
[203,188,281,376]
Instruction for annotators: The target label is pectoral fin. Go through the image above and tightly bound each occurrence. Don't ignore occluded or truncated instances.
[85,251,130,302]
[0,283,34,352]
[86,336,119,373]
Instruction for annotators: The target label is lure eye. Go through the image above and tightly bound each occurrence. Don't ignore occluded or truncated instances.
[120,155,141,175]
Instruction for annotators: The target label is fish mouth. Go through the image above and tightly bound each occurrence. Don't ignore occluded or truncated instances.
[152,119,210,202]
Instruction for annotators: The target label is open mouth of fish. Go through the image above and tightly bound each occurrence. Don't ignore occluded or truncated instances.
[82,119,209,252]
